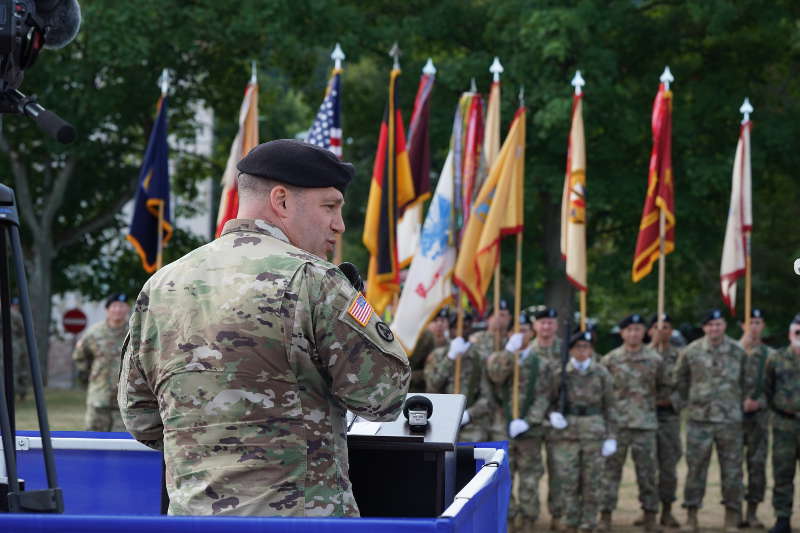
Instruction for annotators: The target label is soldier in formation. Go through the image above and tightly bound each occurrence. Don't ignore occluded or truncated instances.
[73,292,130,432]
[407,307,449,393]
[0,298,29,401]
[598,314,670,532]
[118,140,411,516]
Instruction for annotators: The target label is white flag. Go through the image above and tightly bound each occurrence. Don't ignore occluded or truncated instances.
[391,151,456,351]
[720,121,752,314]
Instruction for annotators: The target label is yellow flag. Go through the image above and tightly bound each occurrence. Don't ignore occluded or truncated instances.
[560,93,587,290]
[453,107,526,315]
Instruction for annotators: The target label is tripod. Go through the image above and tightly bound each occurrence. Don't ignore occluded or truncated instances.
[0,183,62,513]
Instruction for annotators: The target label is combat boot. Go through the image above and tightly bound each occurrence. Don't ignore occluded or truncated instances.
[563,528,578,533]
[520,519,538,533]
[597,511,612,532]
[681,507,699,533]
[723,507,740,533]
[746,502,765,529]
[509,514,523,533]
[660,503,680,528]
[642,511,662,532]
[768,517,791,533]
[550,517,563,532]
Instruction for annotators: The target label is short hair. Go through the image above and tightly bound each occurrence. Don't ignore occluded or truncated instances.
[237,173,302,201]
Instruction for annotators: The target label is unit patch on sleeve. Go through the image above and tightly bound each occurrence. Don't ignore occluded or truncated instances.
[347,293,374,327]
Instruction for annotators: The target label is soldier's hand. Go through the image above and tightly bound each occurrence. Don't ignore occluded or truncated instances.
[447,337,470,360]
[601,439,617,457]
[504,332,525,353]
[549,412,568,429]
[508,418,530,438]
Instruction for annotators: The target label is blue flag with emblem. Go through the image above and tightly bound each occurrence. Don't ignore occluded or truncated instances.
[127,96,173,273]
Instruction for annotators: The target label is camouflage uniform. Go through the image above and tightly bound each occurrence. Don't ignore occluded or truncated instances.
[600,345,669,514]
[118,219,411,517]
[0,306,29,400]
[650,341,683,506]
[487,347,553,524]
[741,341,773,505]
[675,336,752,511]
[408,329,445,393]
[424,334,493,443]
[545,359,618,531]
[763,345,800,520]
[73,319,128,432]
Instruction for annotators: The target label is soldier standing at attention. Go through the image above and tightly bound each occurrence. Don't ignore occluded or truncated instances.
[546,330,618,533]
[118,140,411,517]
[0,297,30,401]
[647,313,683,528]
[739,308,774,528]
[763,314,800,533]
[486,311,551,532]
[407,307,449,393]
[72,293,130,432]
[599,314,669,532]
[675,309,752,533]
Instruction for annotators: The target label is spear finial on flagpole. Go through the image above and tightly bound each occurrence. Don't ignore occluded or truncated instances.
[518,85,525,107]
[470,77,477,93]
[159,68,170,96]
[660,66,674,91]
[389,42,401,70]
[422,58,436,75]
[571,70,585,95]
[490,56,504,82]
[250,61,257,84]
[331,43,345,70]
[740,97,753,124]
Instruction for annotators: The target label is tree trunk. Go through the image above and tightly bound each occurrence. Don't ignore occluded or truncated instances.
[540,193,574,325]
[26,230,54,384]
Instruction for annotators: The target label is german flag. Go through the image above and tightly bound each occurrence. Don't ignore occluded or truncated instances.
[633,83,674,282]
[363,67,415,315]
[127,95,173,273]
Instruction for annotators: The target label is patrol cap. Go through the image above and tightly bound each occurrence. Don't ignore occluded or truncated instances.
[649,313,672,327]
[619,313,646,329]
[237,139,355,193]
[105,293,128,308]
[569,330,593,348]
[533,307,558,320]
[750,308,764,319]
[702,309,725,325]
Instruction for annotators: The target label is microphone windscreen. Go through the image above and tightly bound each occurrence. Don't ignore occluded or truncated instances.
[338,262,364,293]
[38,0,81,49]
[403,395,433,420]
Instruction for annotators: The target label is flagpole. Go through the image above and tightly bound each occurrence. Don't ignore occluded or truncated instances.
[741,97,753,331]
[511,88,525,421]
[656,67,673,330]
[156,69,170,271]
[329,44,346,265]
[570,71,587,332]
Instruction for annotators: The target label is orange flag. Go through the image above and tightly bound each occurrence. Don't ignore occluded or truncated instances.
[561,91,587,291]
[453,107,526,315]
[633,82,674,282]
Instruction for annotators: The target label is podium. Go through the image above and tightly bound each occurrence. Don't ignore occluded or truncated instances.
[347,393,466,518]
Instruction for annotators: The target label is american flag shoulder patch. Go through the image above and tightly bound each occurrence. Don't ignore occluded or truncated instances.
[347,293,373,327]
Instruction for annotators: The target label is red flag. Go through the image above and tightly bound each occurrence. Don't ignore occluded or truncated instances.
[633,83,675,282]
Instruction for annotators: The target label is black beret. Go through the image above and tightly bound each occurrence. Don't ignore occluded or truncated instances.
[105,293,128,308]
[791,313,800,325]
[649,313,672,327]
[487,299,510,316]
[702,309,725,325]
[436,307,451,320]
[519,313,531,326]
[237,139,355,193]
[751,308,764,319]
[569,330,593,348]
[533,307,558,320]
[619,313,646,329]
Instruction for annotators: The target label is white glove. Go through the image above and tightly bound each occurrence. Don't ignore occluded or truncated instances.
[549,412,568,430]
[504,332,525,352]
[447,337,471,360]
[461,410,471,426]
[602,439,617,457]
[508,418,530,439]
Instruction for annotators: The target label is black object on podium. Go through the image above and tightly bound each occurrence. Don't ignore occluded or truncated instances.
[347,393,466,518]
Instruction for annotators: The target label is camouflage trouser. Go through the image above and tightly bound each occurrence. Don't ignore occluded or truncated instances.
[552,438,603,529]
[657,412,682,504]
[683,421,743,511]
[509,431,545,521]
[546,430,564,518]
[487,407,507,443]
[458,418,488,443]
[771,423,800,519]
[743,410,769,503]
[601,428,658,512]
[86,405,126,432]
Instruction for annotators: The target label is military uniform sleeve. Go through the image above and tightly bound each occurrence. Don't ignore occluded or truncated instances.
[526,357,552,426]
[309,265,410,422]
[117,293,163,450]
[674,348,689,408]
[763,351,777,412]
[72,332,93,386]
[655,353,672,402]
[739,345,754,403]
[424,347,451,392]
[601,367,618,440]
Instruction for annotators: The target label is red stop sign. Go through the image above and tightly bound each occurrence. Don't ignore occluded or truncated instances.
[63,308,87,334]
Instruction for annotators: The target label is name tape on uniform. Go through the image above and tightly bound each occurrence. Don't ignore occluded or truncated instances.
[348,293,374,327]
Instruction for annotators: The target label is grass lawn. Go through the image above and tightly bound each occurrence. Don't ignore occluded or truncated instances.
[14,387,87,430]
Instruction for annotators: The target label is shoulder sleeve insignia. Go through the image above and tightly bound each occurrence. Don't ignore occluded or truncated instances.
[347,293,374,327]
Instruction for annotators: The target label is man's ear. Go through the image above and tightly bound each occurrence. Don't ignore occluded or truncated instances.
[269,185,290,216]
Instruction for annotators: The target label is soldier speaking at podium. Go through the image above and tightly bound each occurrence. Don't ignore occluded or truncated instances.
[119,140,411,517]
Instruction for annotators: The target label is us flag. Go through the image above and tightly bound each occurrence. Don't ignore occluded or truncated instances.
[348,293,374,326]
[306,70,342,157]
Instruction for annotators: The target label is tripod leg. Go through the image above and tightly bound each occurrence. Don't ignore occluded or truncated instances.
[0,229,14,433]
[0,227,20,511]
